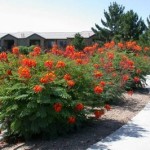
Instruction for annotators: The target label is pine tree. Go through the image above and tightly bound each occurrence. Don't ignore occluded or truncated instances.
[92,2,146,43]
[139,15,150,46]
[72,33,86,51]
[121,10,146,41]
[92,2,125,43]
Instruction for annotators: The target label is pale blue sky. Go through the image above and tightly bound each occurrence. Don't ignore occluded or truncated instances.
[0,0,149,32]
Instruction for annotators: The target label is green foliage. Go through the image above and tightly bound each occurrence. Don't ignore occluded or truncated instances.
[19,45,35,54]
[0,43,149,140]
[92,2,146,43]
[72,33,86,51]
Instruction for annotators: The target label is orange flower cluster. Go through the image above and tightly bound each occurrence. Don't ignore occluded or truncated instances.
[33,46,41,55]
[104,104,111,111]
[75,58,83,64]
[64,74,72,80]
[104,41,115,49]
[93,64,100,69]
[67,80,75,87]
[127,90,133,96]
[94,110,104,119]
[6,70,12,75]
[44,60,53,69]
[144,47,149,51]
[56,61,66,68]
[94,86,103,94]
[68,116,76,124]
[18,66,31,79]
[65,45,75,56]
[94,70,103,78]
[75,103,84,111]
[40,72,56,84]
[117,42,124,49]
[0,52,7,61]
[21,58,37,68]
[33,85,43,93]
[122,74,129,82]
[12,46,19,55]
[51,44,63,55]
[83,43,98,55]
[120,56,135,70]
[99,81,106,87]
[107,52,114,60]
[98,47,104,53]
[53,103,62,112]
[133,76,140,83]
[126,41,142,51]
[136,69,141,74]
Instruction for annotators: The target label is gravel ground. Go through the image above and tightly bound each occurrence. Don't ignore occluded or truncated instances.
[1,90,150,150]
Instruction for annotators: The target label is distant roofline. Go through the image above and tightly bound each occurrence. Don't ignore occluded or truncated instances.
[0,31,94,39]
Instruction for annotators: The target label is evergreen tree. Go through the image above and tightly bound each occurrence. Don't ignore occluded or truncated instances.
[92,2,146,43]
[139,15,150,46]
[92,2,125,43]
[121,10,146,41]
[72,33,86,51]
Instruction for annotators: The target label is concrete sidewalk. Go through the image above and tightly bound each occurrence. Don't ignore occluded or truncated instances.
[88,75,150,150]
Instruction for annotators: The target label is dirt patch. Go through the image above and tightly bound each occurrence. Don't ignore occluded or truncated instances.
[1,91,150,150]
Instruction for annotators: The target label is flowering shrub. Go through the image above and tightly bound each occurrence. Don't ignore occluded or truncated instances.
[0,42,149,139]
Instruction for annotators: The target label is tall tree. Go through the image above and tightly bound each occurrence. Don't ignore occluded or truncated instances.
[92,2,146,43]
[139,15,150,46]
[92,2,125,43]
[72,33,85,51]
[121,10,146,41]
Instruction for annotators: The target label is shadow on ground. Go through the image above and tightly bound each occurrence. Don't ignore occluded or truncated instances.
[89,122,147,150]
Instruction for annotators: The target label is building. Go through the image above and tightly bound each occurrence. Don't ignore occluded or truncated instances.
[0,31,95,51]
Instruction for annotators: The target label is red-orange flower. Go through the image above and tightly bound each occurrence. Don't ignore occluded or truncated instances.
[118,42,124,49]
[44,60,53,69]
[0,52,7,61]
[7,70,12,75]
[76,59,83,64]
[56,61,66,68]
[136,69,141,74]
[64,74,72,80]
[75,103,84,111]
[104,104,111,111]
[107,52,114,60]
[40,72,56,84]
[12,46,19,55]
[18,66,31,79]
[133,77,140,83]
[99,81,106,87]
[33,46,41,55]
[21,58,36,68]
[53,103,62,112]
[68,116,76,124]
[33,85,43,93]
[94,110,102,119]
[67,80,75,87]
[93,64,99,69]
[94,86,103,94]
[144,47,149,51]
[127,90,133,96]
[94,71,103,78]
[40,76,49,84]
[122,74,129,82]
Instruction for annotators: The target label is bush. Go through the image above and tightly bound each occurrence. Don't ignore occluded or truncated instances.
[0,43,149,139]
[19,45,35,55]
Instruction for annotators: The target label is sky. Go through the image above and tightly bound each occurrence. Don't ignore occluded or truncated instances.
[0,0,149,33]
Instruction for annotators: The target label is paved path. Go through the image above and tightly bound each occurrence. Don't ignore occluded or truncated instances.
[88,75,150,150]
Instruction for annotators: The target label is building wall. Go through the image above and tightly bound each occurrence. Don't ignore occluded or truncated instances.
[1,35,18,46]
[26,34,45,49]
[18,39,28,46]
